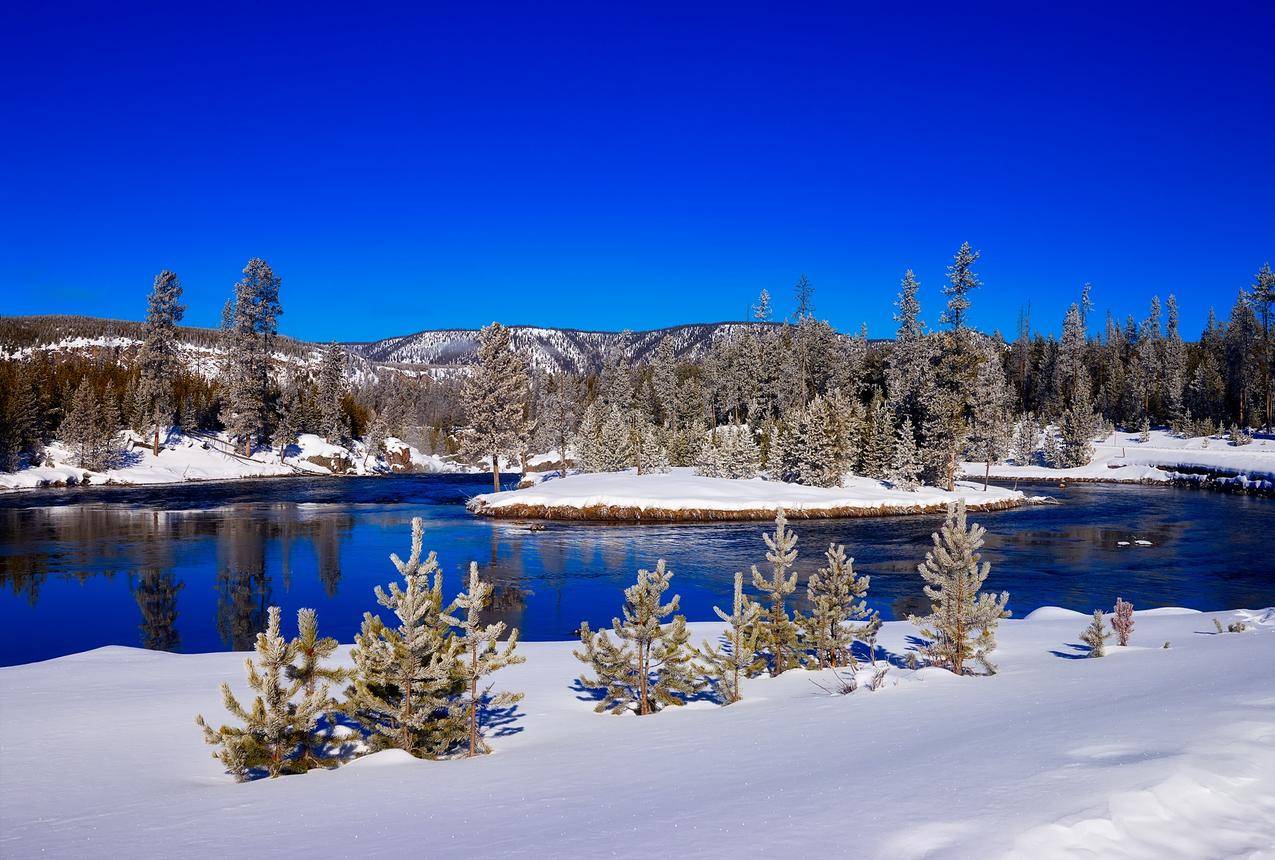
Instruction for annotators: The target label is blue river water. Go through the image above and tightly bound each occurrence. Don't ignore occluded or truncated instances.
[0,474,1269,665]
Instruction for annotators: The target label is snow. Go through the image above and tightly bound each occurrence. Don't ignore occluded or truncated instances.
[961,428,1275,486]
[2,607,1273,858]
[468,467,1026,520]
[0,431,472,492]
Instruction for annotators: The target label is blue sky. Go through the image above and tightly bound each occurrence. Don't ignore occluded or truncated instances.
[2,2,1272,341]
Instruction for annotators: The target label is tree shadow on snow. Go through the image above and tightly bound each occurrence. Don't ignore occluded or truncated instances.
[478,698,525,738]
[1049,643,1092,660]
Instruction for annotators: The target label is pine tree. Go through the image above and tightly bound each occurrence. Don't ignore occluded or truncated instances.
[444,562,525,756]
[220,258,282,456]
[1111,597,1134,647]
[61,379,104,470]
[630,413,670,474]
[596,404,635,471]
[939,242,980,331]
[886,270,934,434]
[272,383,301,460]
[751,510,801,676]
[363,411,389,469]
[889,416,922,490]
[1252,263,1275,431]
[752,288,772,322]
[345,518,464,757]
[539,373,580,477]
[800,543,875,669]
[650,336,679,428]
[1080,609,1111,657]
[135,269,185,455]
[696,570,762,705]
[459,322,533,492]
[792,274,815,321]
[317,342,348,444]
[196,606,337,780]
[574,560,700,715]
[1162,295,1187,424]
[288,608,347,770]
[1011,412,1040,465]
[909,501,1010,675]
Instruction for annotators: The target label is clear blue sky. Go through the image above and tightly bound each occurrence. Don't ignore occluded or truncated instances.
[2,1,1272,342]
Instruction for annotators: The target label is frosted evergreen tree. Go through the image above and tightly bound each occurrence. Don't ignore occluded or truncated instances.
[696,423,759,479]
[751,510,801,676]
[939,242,981,331]
[595,404,634,471]
[1011,413,1040,465]
[696,570,762,705]
[459,322,533,492]
[271,383,301,459]
[630,413,670,474]
[574,560,699,715]
[134,269,185,455]
[317,342,348,444]
[792,273,815,321]
[1041,424,1063,466]
[444,562,525,756]
[538,373,580,476]
[1252,263,1274,430]
[288,607,347,770]
[1112,597,1134,647]
[572,398,606,472]
[61,379,108,470]
[220,258,282,456]
[860,395,895,480]
[1162,295,1187,424]
[1080,610,1111,657]
[599,345,635,410]
[909,501,1010,675]
[364,411,389,469]
[800,543,875,669]
[752,288,772,322]
[345,518,463,757]
[196,606,337,780]
[885,270,934,431]
[650,336,679,428]
[1133,296,1163,423]
[793,396,841,487]
[889,416,922,490]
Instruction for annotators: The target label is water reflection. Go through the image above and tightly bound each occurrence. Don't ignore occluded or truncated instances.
[0,476,1269,665]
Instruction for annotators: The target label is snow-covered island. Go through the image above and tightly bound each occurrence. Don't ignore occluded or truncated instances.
[468,466,1027,521]
[3,606,1272,857]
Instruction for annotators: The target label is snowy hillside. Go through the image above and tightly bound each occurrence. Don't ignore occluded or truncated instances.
[345,321,794,373]
[3,607,1272,857]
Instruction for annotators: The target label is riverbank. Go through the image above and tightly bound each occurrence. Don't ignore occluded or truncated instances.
[2,606,1272,858]
[467,468,1029,521]
[960,428,1275,493]
[0,431,473,492]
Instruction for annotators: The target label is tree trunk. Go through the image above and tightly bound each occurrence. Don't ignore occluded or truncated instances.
[244,436,251,458]
[492,451,500,493]
[984,458,991,492]
[468,663,478,757]
[153,428,160,457]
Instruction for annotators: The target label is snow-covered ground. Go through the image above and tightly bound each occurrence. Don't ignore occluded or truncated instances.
[0,432,472,492]
[2,607,1272,858]
[469,467,1027,520]
[961,429,1275,488]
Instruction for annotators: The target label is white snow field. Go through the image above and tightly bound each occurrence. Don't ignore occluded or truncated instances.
[468,467,1026,520]
[4,607,1272,859]
[0,432,471,491]
[960,429,1275,488]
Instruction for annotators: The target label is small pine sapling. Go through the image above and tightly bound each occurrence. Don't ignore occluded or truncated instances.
[288,608,347,770]
[1080,609,1112,657]
[800,542,876,669]
[751,510,801,676]
[1111,597,1134,646]
[575,560,700,715]
[345,518,464,758]
[1213,618,1225,634]
[697,570,763,705]
[196,606,334,781]
[445,562,526,756]
[908,501,1010,675]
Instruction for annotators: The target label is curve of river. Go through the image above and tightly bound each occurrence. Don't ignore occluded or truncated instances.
[0,475,1269,665]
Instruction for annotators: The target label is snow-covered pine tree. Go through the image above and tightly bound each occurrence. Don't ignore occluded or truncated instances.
[220,258,282,456]
[61,378,105,470]
[538,372,580,477]
[1112,597,1134,646]
[794,396,841,487]
[751,510,801,676]
[696,570,762,705]
[792,273,815,321]
[364,411,389,469]
[630,412,670,475]
[909,501,1011,675]
[1080,609,1111,657]
[860,394,895,480]
[800,542,875,669]
[597,404,634,471]
[1041,423,1063,467]
[889,416,922,490]
[885,270,934,432]
[134,269,185,456]
[1012,412,1040,465]
[650,336,679,429]
[572,398,606,472]
[574,559,699,715]
[753,288,773,322]
[317,342,348,444]
[939,242,981,331]
[459,322,533,492]
[444,562,525,756]
[288,607,347,770]
[196,606,336,780]
[271,382,302,460]
[1162,295,1187,425]
[345,518,464,757]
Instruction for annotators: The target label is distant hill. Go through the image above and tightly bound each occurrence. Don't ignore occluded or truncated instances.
[1,315,838,377]
[343,322,785,374]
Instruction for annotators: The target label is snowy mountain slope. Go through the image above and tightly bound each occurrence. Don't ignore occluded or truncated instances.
[344,321,790,373]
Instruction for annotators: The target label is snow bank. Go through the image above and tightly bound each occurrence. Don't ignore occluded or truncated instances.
[0,431,472,492]
[961,428,1275,489]
[467,467,1026,521]
[2,608,1272,858]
